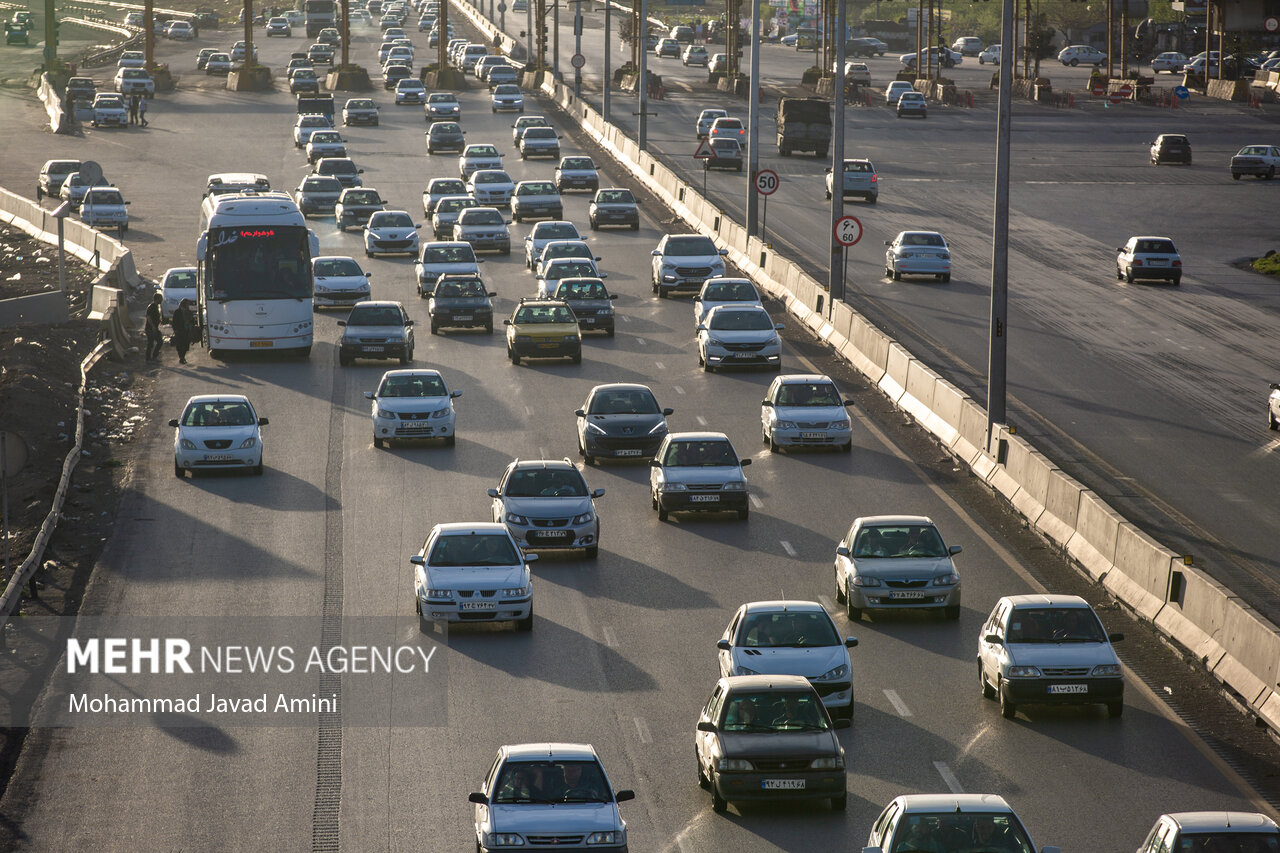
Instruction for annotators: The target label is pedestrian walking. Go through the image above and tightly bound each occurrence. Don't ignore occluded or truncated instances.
[145,292,164,362]
[128,94,139,125]
[139,96,149,127]
[171,298,194,364]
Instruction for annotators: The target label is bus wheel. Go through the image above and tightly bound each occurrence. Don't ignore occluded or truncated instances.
[297,346,312,359]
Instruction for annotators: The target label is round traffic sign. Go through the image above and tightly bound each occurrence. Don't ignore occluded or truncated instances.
[497,1,507,10]
[1091,81,1105,97]
[1117,83,1133,98]
[834,215,862,247]
[1108,90,1123,105]
[1265,16,1278,32]
[1174,85,1190,99]
[754,169,779,196]
[570,52,586,69]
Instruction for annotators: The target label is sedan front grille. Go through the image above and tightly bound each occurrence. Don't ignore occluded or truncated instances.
[722,342,765,352]
[795,421,830,429]
[1041,666,1092,677]
[676,266,712,277]
[884,579,928,589]
[528,835,586,846]
[530,518,570,528]
[751,759,811,772]
[686,484,723,493]
[203,439,232,450]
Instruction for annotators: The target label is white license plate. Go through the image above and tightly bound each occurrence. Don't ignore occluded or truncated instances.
[615,449,642,457]
[731,352,757,359]
[453,315,472,321]
[249,340,273,348]
[762,779,805,790]
[800,432,826,439]
[889,591,925,600]
[1048,684,1088,694]
[363,346,385,353]
[689,494,720,502]
[460,602,496,611]
[537,530,571,538]
[580,317,595,324]
[204,454,234,462]
[1147,259,1167,266]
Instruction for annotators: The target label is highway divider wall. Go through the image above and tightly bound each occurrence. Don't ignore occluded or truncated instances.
[488,29,1280,734]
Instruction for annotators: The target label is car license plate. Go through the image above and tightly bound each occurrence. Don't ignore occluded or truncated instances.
[460,602,496,611]
[453,315,472,321]
[689,494,720,502]
[580,317,595,324]
[1048,684,1088,694]
[363,346,385,353]
[204,454,233,462]
[250,340,273,348]
[889,591,925,600]
[800,432,825,439]
[732,352,756,359]
[537,342,558,349]
[538,530,571,538]
[762,779,805,790]
[1148,259,1167,266]
[615,449,642,457]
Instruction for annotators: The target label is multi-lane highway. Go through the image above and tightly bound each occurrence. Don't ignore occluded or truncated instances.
[0,8,1279,851]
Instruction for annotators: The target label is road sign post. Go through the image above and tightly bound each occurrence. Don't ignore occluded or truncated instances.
[694,138,715,199]
[755,169,778,245]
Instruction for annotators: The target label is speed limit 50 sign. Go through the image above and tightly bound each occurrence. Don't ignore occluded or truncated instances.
[834,215,862,247]
[754,169,779,196]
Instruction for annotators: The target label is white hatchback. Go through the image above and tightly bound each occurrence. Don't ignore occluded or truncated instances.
[366,368,460,447]
[170,395,267,477]
[159,266,198,320]
[1115,235,1181,286]
[693,278,762,326]
[885,80,913,105]
[311,255,372,308]
[697,304,783,372]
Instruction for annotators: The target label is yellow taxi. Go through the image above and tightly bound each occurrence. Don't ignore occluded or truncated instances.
[504,298,582,365]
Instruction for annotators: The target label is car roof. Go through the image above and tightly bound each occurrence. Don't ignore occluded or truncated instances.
[892,793,1016,814]
[1002,593,1091,609]
[184,394,252,405]
[742,600,826,614]
[509,458,578,471]
[777,373,834,385]
[856,514,935,527]
[502,743,599,761]
[721,674,814,690]
[590,382,653,394]
[353,300,403,309]
[1164,812,1280,832]
[1129,235,1175,242]
[668,430,731,442]
[431,521,507,536]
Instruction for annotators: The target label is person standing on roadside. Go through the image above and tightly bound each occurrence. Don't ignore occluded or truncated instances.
[128,94,139,125]
[139,95,149,127]
[171,298,194,364]
[145,291,163,362]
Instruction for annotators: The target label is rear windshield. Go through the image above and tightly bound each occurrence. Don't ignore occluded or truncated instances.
[1134,239,1176,253]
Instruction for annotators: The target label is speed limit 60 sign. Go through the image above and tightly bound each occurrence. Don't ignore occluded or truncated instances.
[754,169,779,196]
[834,215,862,247]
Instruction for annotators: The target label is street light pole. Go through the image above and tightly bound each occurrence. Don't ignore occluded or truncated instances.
[638,0,648,150]
[604,1,612,121]
[574,0,583,97]
[827,0,846,306]
[554,0,560,78]
[987,0,1014,442]
[746,0,761,236]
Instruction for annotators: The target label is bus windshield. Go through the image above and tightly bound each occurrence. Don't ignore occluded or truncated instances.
[206,226,312,300]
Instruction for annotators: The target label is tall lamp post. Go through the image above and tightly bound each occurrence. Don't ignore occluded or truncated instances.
[746,0,761,236]
[987,0,1014,443]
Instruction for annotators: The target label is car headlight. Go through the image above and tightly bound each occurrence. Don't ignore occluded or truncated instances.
[648,421,668,435]
[564,334,579,342]
[932,572,959,586]
[810,756,844,770]
[502,585,531,597]
[717,758,753,772]
[733,665,760,676]
[775,419,797,430]
[1092,664,1122,677]
[661,262,677,271]
[239,437,258,449]
[572,511,595,525]
[504,512,529,525]
[723,481,745,491]
[430,407,452,419]
[424,588,452,599]
[584,422,607,436]
[707,337,725,347]
[660,482,687,492]
[1007,665,1042,678]
[598,308,613,316]
[831,419,851,431]
[180,438,196,450]
[585,831,622,845]
[852,575,881,587]
[485,833,525,847]
[375,406,396,419]
[814,664,848,681]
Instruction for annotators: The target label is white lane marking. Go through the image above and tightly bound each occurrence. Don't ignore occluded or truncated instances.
[695,415,708,426]
[602,626,618,648]
[780,540,797,557]
[673,385,685,395]
[749,494,762,508]
[818,594,835,613]
[634,717,652,744]
[639,338,648,347]
[620,314,632,323]
[524,406,534,416]
[933,761,964,794]
[883,689,912,717]
[539,446,547,458]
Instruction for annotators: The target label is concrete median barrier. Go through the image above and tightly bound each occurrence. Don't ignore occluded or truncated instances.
[954,399,990,470]
[1217,604,1280,716]
[879,343,911,404]
[1156,565,1232,670]
[923,378,964,451]
[1103,523,1176,621]
[1066,490,1124,581]
[986,428,1024,504]
[843,315,891,385]
[1006,441,1053,528]
[1038,467,1085,549]
[900,359,939,425]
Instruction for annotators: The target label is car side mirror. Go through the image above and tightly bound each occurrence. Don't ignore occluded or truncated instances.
[836,545,850,557]
[843,398,855,407]
[774,323,785,331]
[451,390,463,398]
[1116,248,1124,253]
[1108,632,1125,643]
[364,391,375,399]
[575,409,586,417]
[696,720,717,733]
[650,458,661,467]
[503,319,512,325]
[696,324,707,332]
[716,639,732,651]
[651,249,661,256]
[615,789,635,803]
[662,408,674,416]
[591,488,605,498]
[825,167,832,173]
[258,417,269,426]
[168,418,179,427]
[885,240,892,246]
[358,169,364,173]
[834,717,852,729]
[948,545,962,556]
[524,553,539,563]
[487,488,500,498]
[337,320,346,326]
[862,848,885,853]
[414,223,422,229]
[468,792,488,805]
[845,636,858,648]
[405,319,414,326]
[410,555,425,565]
[984,633,1003,645]
[718,248,728,256]
[761,399,773,407]
[594,256,602,261]
[739,458,751,467]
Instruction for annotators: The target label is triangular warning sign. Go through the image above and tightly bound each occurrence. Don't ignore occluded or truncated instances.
[693,137,717,159]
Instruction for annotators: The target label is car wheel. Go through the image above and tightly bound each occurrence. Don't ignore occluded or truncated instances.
[1107,701,1124,718]
[509,349,521,365]
[737,507,749,520]
[711,784,727,814]
[697,752,711,789]
[768,429,779,453]
[1233,172,1241,180]
[845,590,861,621]
[999,681,1017,719]
[631,222,639,232]
[892,268,902,282]
[1070,58,1079,66]
[1269,166,1276,180]
[253,458,264,475]
[585,543,599,559]
[339,354,351,366]
[944,604,960,620]
[485,323,493,334]
[515,607,533,632]
[831,792,848,811]
[1116,266,1124,281]
[1172,275,1182,287]
[941,273,951,283]
[1124,267,1134,284]
[834,570,846,603]
[1269,409,1279,430]
[174,459,184,478]
[980,662,996,699]
[868,195,878,205]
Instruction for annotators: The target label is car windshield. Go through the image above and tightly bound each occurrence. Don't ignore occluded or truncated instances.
[596,190,634,204]
[474,172,511,185]
[853,524,946,558]
[588,388,658,415]
[558,279,606,300]
[1134,239,1176,254]
[344,190,380,204]
[722,691,829,732]
[304,179,343,193]
[1007,607,1107,643]
[301,116,329,127]
[438,198,476,214]
[398,80,423,90]
[545,244,591,261]
[534,223,578,240]
[665,236,717,256]
[314,258,363,277]
[777,382,841,406]
[295,70,316,79]
[123,69,148,79]
[435,278,485,297]
[662,440,736,467]
[561,157,594,170]
[320,161,358,176]
[514,304,575,324]
[181,400,256,427]
[348,100,374,109]
[492,760,610,804]
[89,191,124,205]
[1176,835,1280,852]
[517,118,548,129]
[546,260,595,279]
[709,309,772,331]
[380,373,447,397]
[164,270,197,288]
[518,182,556,195]
[525,128,557,139]
[739,611,840,648]
[461,209,504,226]
[370,212,412,227]
[429,180,466,195]
[430,123,460,134]
[311,131,339,143]
[347,306,404,326]
[892,814,1035,853]
[423,246,474,263]
[505,468,587,497]
[467,145,498,157]
[428,533,517,567]
[428,93,456,103]
[495,84,521,94]
[704,282,756,302]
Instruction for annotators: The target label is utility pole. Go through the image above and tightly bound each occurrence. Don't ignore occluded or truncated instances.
[574,0,582,97]
[604,0,612,121]
[827,0,846,306]
[554,0,560,78]
[987,0,1014,443]
[340,0,349,67]
[42,0,56,66]
[144,0,154,67]
[638,0,648,150]
[1120,0,1129,77]
[746,0,761,237]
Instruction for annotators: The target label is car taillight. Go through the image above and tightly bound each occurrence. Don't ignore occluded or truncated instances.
[1133,259,1143,266]
[870,175,877,182]
[1172,259,1181,266]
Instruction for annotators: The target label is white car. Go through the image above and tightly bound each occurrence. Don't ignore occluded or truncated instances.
[305,130,347,164]
[115,67,155,95]
[899,47,961,68]
[518,127,561,159]
[363,210,422,257]
[951,36,982,56]
[512,115,551,145]
[469,744,634,848]
[412,523,532,630]
[58,171,96,209]
[395,78,427,105]
[416,241,482,296]
[311,255,372,308]
[650,234,727,298]
[650,432,751,521]
[694,277,761,326]
[453,206,511,254]
[342,98,380,126]
[1137,812,1280,853]
[697,304,783,372]
[431,195,480,240]
[1115,236,1181,285]
[490,83,524,112]
[863,794,1059,853]
[170,395,267,477]
[696,108,728,138]
[1058,44,1106,66]
[459,143,503,179]
[885,230,951,282]
[717,600,857,720]
[466,169,516,208]
[421,177,469,216]
[1151,51,1188,73]
[760,373,853,452]
[523,221,586,270]
[978,44,1001,64]
[977,593,1124,719]
[367,368,460,447]
[833,515,962,621]
[79,186,130,233]
[537,257,604,298]
[1230,144,1280,179]
[159,266,198,320]
[707,116,745,146]
[294,113,334,147]
[425,91,461,120]
[166,20,194,39]
[885,80,914,106]
[117,50,146,69]
[205,53,232,75]
[1271,383,1280,431]
[509,180,563,223]
[682,44,709,66]
[554,156,599,193]
[488,458,604,557]
[265,16,292,36]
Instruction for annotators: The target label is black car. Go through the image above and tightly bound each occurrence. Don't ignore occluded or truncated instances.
[428,274,495,334]
[575,382,671,463]
[425,121,465,154]
[1150,133,1191,165]
[553,277,618,337]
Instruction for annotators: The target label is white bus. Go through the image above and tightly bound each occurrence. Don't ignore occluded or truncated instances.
[196,193,318,357]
